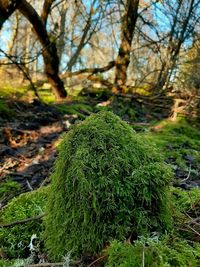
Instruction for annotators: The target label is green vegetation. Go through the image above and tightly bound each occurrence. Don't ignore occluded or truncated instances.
[0,186,48,258]
[0,99,14,119]
[0,86,27,99]
[0,179,21,202]
[146,117,200,170]
[106,236,200,267]
[172,187,200,242]
[56,102,93,119]
[44,111,173,261]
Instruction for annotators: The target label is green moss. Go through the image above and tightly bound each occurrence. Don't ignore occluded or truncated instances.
[0,86,27,99]
[0,178,21,202]
[106,237,200,267]
[56,103,93,119]
[0,186,48,258]
[0,259,15,267]
[172,187,200,241]
[38,88,56,103]
[145,118,200,170]
[44,111,173,260]
[172,187,200,214]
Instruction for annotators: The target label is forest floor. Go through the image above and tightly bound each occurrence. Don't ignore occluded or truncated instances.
[0,93,200,208]
[0,89,200,266]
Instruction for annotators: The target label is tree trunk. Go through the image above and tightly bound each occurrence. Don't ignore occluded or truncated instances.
[0,0,22,30]
[114,0,139,93]
[18,0,67,99]
[41,0,55,28]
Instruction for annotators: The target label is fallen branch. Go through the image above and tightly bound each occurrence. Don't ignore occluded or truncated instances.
[25,263,63,267]
[186,225,200,237]
[0,213,45,228]
[180,163,192,183]
[25,259,82,267]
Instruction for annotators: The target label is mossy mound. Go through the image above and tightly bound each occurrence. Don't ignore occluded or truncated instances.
[44,111,173,260]
[0,186,48,258]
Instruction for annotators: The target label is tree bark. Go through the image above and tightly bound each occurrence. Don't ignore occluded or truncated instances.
[18,0,67,99]
[0,0,21,30]
[41,0,55,28]
[114,0,139,93]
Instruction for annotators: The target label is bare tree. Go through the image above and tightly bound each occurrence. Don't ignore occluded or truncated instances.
[155,0,200,91]
[18,0,67,99]
[114,0,140,92]
[0,0,67,99]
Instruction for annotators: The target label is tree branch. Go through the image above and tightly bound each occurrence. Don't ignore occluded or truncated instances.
[0,213,45,228]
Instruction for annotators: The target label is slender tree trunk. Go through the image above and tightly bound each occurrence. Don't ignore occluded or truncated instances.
[155,0,195,91]
[7,12,20,55]
[114,0,139,93]
[67,1,95,71]
[57,1,68,66]
[18,0,67,99]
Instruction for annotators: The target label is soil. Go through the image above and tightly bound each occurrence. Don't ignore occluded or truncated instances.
[0,100,78,207]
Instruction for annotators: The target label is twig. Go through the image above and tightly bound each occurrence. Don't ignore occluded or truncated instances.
[188,217,200,225]
[26,179,34,191]
[184,213,200,225]
[25,259,82,267]
[142,244,145,267]
[0,48,40,99]
[25,263,63,267]
[186,225,200,237]
[180,163,192,183]
[0,213,45,228]
[87,255,107,267]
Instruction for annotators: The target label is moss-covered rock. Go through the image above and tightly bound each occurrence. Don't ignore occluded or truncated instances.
[0,187,48,259]
[44,111,173,260]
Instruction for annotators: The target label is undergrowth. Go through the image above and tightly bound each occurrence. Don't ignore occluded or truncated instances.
[0,178,21,206]
[56,102,93,119]
[106,236,200,267]
[146,118,200,167]
[172,187,200,242]
[0,99,14,119]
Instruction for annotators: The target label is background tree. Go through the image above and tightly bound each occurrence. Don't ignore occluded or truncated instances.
[114,0,140,92]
